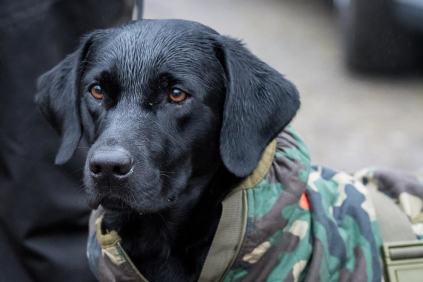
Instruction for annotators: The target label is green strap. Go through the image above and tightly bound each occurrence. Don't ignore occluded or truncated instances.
[369,189,423,282]
[368,188,415,242]
[198,139,276,281]
[96,214,150,282]
[198,189,247,281]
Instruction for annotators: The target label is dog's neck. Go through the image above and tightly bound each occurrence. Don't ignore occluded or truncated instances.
[102,166,239,282]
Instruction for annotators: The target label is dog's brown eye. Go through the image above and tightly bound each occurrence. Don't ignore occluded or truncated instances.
[168,88,187,103]
[90,84,104,100]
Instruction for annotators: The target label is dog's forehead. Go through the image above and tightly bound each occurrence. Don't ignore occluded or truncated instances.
[93,20,219,85]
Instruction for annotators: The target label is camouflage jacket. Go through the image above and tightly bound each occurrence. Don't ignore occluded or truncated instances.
[87,128,423,282]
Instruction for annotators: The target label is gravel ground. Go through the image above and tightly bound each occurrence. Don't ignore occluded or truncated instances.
[144,0,423,172]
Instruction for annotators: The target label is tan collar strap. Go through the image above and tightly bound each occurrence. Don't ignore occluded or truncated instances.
[95,215,149,282]
[95,216,121,247]
[236,139,277,190]
[198,139,277,281]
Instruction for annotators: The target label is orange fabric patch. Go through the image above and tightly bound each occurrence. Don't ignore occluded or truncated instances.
[299,192,310,210]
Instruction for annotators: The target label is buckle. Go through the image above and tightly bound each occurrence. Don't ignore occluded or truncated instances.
[382,241,423,282]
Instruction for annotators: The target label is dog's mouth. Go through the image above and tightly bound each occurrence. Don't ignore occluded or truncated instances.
[88,194,133,212]
[100,197,132,211]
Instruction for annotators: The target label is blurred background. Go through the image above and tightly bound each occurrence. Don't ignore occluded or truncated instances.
[145,0,423,172]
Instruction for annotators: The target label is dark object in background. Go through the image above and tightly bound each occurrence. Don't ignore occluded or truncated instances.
[335,0,423,72]
[0,0,140,281]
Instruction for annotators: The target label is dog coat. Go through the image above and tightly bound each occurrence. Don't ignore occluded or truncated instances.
[87,127,423,282]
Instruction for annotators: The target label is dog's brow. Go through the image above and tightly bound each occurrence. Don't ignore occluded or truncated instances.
[89,69,122,100]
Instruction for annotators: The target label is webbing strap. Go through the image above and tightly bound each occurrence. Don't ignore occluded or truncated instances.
[95,215,149,282]
[198,189,247,281]
[369,189,423,282]
[198,139,276,281]
[368,188,415,242]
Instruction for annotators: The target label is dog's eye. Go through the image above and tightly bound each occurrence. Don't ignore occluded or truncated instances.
[168,88,188,103]
[89,84,104,100]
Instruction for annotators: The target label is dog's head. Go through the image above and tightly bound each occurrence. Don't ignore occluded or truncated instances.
[35,19,299,214]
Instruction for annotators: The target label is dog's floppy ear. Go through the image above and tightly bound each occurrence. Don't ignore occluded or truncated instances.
[35,33,97,165]
[214,36,300,177]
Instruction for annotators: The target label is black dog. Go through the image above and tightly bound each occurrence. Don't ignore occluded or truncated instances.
[36,19,299,281]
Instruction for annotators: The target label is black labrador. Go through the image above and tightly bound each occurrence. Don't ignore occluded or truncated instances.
[35,19,299,281]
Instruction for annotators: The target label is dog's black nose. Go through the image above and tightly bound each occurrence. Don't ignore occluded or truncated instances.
[89,146,133,179]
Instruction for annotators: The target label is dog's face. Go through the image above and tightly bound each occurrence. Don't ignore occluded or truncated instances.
[36,19,299,214]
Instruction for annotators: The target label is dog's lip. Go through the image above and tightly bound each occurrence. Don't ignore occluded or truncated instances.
[88,196,102,209]
[99,197,132,211]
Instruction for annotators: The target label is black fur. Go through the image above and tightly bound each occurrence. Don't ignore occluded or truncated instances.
[35,19,299,282]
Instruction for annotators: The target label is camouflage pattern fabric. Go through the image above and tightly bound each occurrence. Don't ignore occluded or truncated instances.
[223,128,383,282]
[87,127,423,282]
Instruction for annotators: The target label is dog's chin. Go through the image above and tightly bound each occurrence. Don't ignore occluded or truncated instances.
[87,194,134,213]
[85,180,179,214]
[101,197,133,212]
[87,193,173,215]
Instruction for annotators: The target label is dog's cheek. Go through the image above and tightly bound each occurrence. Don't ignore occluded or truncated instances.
[83,171,99,207]
[169,162,192,195]
[128,168,163,205]
[82,94,107,142]
[80,98,97,143]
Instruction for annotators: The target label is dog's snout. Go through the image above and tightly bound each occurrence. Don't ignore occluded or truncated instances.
[89,146,133,179]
